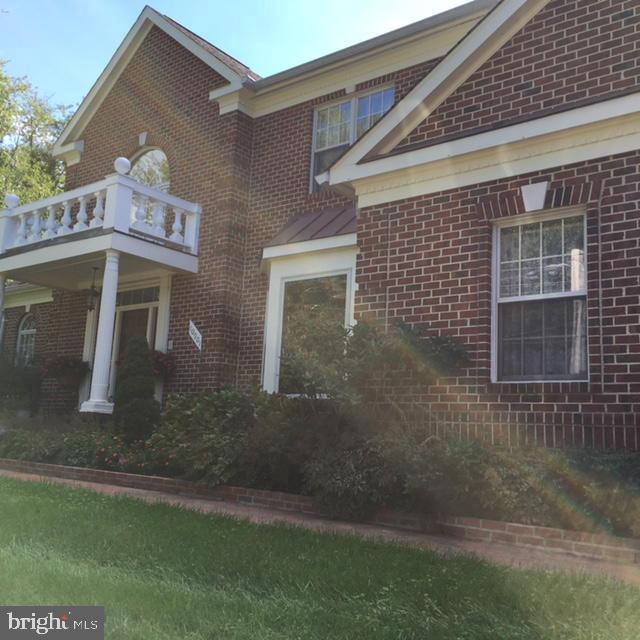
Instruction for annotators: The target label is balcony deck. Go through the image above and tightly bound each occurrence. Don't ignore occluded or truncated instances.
[0,159,201,289]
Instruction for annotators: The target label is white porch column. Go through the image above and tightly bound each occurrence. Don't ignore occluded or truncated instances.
[0,273,6,348]
[80,250,120,414]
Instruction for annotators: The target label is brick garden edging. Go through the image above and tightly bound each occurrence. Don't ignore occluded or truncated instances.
[1,457,638,565]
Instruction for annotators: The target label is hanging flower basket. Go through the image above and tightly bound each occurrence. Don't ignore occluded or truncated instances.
[41,356,91,388]
[151,350,176,381]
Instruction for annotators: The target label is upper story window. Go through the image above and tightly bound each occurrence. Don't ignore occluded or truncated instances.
[311,87,394,191]
[15,313,36,367]
[130,149,170,192]
[494,212,588,382]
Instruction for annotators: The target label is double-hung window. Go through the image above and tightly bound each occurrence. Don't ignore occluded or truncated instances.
[311,87,394,190]
[15,313,36,367]
[494,211,588,382]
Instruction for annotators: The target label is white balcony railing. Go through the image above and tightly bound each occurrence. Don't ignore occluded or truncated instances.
[0,158,201,256]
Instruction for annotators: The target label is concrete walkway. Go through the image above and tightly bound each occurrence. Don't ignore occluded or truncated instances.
[2,468,640,587]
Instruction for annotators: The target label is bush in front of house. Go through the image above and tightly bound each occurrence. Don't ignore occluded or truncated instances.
[0,357,42,414]
[113,336,161,442]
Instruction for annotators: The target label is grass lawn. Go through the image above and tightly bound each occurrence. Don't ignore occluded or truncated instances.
[0,477,638,639]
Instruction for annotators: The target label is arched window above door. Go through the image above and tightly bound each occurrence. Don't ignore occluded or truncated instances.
[130,149,170,192]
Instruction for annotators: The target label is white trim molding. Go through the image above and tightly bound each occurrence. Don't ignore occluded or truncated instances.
[490,206,589,384]
[262,233,357,262]
[4,283,53,310]
[327,0,551,174]
[262,245,357,393]
[345,96,640,207]
[54,7,245,160]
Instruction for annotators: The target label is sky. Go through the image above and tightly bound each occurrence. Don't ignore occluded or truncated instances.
[0,0,468,108]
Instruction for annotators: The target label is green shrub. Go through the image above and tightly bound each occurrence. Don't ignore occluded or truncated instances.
[0,428,63,462]
[304,439,402,520]
[152,391,254,485]
[0,358,41,414]
[113,337,160,441]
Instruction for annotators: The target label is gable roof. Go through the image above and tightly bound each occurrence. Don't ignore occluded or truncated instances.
[323,0,552,186]
[54,6,258,160]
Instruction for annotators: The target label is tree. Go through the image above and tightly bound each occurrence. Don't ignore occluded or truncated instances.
[0,60,71,204]
[113,337,161,442]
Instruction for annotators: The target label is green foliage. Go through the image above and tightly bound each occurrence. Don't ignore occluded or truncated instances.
[281,318,471,406]
[304,439,402,520]
[0,60,71,203]
[152,391,254,485]
[0,357,41,414]
[113,337,160,442]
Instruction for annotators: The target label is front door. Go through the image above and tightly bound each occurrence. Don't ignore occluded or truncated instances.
[108,304,158,399]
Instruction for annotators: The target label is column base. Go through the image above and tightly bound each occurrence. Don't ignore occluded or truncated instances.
[80,399,114,415]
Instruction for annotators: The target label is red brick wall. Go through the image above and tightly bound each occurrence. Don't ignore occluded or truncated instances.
[2,293,85,412]
[355,151,640,449]
[398,0,639,151]
[64,26,254,393]
[235,59,437,386]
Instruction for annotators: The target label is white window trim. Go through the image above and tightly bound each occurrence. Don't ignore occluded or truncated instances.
[490,206,589,384]
[262,245,357,393]
[310,85,394,193]
[15,313,36,367]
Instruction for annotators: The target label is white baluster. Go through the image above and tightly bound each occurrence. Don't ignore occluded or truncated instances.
[74,196,88,231]
[29,210,42,242]
[58,200,72,235]
[45,205,57,239]
[90,191,105,228]
[132,195,148,231]
[151,201,166,237]
[14,213,28,246]
[170,208,184,243]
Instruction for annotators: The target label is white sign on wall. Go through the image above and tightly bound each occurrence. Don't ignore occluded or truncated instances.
[189,320,202,351]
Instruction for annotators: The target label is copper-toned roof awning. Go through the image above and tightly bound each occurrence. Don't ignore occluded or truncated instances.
[265,206,356,248]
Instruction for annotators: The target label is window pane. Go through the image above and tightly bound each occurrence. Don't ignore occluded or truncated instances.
[498,299,587,381]
[338,122,350,144]
[542,219,563,256]
[542,256,563,293]
[383,89,395,111]
[340,101,352,123]
[357,96,369,118]
[521,223,540,259]
[523,340,543,376]
[521,259,540,295]
[313,145,349,180]
[317,108,328,129]
[370,91,383,114]
[356,117,369,138]
[501,341,521,378]
[279,275,348,394]
[500,227,519,262]
[500,262,520,297]
[130,149,170,192]
[523,301,543,337]
[316,129,327,149]
[564,216,584,252]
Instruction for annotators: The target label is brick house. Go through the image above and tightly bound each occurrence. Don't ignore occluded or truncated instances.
[0,0,638,448]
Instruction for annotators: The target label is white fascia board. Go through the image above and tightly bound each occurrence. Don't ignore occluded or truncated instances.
[262,233,357,262]
[330,0,550,173]
[0,233,198,277]
[5,284,53,309]
[332,93,640,186]
[55,7,242,154]
[354,110,640,208]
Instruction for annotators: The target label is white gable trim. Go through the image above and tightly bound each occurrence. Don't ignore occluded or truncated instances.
[350,95,640,207]
[326,0,551,178]
[54,7,243,159]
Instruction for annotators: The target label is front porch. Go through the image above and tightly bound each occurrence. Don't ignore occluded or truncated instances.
[0,158,202,414]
